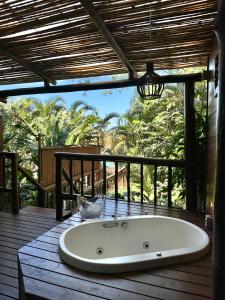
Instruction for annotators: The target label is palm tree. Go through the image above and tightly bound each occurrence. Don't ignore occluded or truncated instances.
[2,97,101,169]
[111,102,144,155]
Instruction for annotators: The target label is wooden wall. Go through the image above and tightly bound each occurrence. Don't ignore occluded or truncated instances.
[39,145,100,189]
[206,42,218,213]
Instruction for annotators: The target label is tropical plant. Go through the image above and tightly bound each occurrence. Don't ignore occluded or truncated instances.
[0,97,115,204]
[109,79,206,207]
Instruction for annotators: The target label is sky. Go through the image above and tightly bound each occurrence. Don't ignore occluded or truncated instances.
[0,76,137,121]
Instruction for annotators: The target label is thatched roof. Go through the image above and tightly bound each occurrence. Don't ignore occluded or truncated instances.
[0,0,217,85]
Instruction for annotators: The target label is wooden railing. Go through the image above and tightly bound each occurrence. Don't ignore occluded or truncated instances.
[0,152,19,214]
[55,152,185,220]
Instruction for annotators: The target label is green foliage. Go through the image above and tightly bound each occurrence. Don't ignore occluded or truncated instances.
[130,165,154,201]
[1,74,207,209]
[0,97,117,205]
[111,79,207,207]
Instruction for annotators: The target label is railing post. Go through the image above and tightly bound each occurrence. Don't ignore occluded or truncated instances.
[154,165,157,206]
[91,160,95,197]
[168,166,172,208]
[69,159,73,197]
[55,155,63,220]
[11,153,19,214]
[115,161,118,200]
[80,160,84,196]
[140,163,144,203]
[126,163,130,202]
[103,160,106,195]
[184,80,197,211]
[37,189,46,207]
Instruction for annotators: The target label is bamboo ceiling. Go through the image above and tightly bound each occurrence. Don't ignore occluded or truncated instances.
[0,0,217,85]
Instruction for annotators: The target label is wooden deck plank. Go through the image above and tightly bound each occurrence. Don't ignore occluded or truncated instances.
[0,282,18,299]
[20,229,211,299]
[18,200,212,300]
[19,251,210,300]
[0,208,59,300]
[20,264,156,300]
[0,295,17,300]
[22,277,105,300]
[0,264,18,278]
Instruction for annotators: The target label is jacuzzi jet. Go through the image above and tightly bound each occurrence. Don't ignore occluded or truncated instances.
[143,242,150,249]
[96,247,104,255]
[156,252,162,257]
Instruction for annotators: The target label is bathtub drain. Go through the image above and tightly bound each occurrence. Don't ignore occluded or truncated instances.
[143,242,150,249]
[96,247,104,255]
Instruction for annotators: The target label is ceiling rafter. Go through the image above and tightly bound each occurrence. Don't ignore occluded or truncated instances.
[0,0,217,85]
[0,46,56,85]
[79,0,137,79]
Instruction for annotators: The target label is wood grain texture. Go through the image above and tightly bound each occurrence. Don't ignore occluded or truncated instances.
[18,199,212,300]
[0,208,58,300]
[39,145,100,189]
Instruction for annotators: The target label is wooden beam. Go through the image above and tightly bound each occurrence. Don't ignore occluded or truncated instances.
[213,0,225,299]
[0,46,56,85]
[79,0,137,79]
[0,73,203,97]
[184,80,197,211]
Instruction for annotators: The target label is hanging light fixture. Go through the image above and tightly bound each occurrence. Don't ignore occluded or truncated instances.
[137,62,164,99]
[137,0,164,100]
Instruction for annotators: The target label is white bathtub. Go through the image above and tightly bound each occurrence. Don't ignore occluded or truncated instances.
[59,215,210,273]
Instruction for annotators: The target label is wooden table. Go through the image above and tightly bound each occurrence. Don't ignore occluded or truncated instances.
[18,199,212,300]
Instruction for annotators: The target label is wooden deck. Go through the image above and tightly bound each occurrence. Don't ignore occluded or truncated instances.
[17,200,212,300]
[0,207,59,300]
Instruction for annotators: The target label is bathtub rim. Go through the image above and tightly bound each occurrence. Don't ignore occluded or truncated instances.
[59,215,210,273]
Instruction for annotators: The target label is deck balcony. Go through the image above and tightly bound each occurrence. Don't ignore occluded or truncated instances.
[0,0,222,298]
[0,150,212,300]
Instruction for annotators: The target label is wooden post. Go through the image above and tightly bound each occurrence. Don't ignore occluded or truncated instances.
[213,1,225,298]
[37,189,46,207]
[37,134,45,206]
[11,153,19,214]
[0,115,3,187]
[37,133,42,183]
[55,155,63,220]
[184,80,197,211]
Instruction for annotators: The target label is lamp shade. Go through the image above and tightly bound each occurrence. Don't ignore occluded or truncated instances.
[137,62,164,100]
